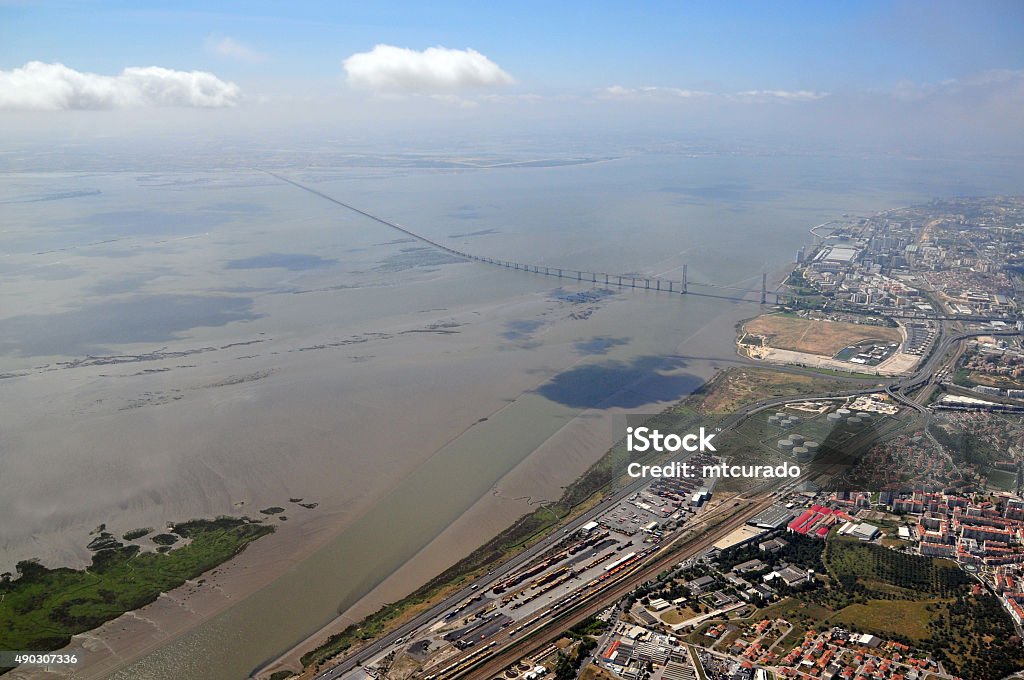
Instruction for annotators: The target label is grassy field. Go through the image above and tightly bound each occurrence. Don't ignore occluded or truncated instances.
[660,605,701,625]
[861,591,1024,679]
[688,534,1024,680]
[986,468,1018,491]
[968,371,1024,390]
[579,664,620,680]
[0,517,273,658]
[742,314,901,357]
[823,536,967,598]
[697,366,860,415]
[832,599,936,642]
[813,537,1023,679]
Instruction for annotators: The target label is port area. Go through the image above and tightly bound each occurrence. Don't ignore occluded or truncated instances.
[334,452,724,680]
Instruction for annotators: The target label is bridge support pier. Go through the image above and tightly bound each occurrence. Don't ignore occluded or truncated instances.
[761,272,767,304]
[682,264,688,294]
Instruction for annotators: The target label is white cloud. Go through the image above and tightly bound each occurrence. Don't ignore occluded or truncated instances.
[598,85,710,99]
[343,44,515,94]
[0,61,242,111]
[734,89,829,101]
[430,93,480,109]
[478,93,543,103]
[891,69,1024,103]
[600,85,633,98]
[205,36,266,64]
[597,86,825,102]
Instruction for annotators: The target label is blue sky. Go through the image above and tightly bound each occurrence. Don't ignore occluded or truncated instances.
[1,1,1022,156]
[2,0,1022,93]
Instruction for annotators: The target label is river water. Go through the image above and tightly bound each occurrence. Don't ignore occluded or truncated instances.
[2,152,1020,679]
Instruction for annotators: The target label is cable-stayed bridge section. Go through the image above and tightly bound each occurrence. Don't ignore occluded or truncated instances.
[263,170,776,304]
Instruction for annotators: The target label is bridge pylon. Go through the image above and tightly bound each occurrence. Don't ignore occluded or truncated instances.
[681,264,688,295]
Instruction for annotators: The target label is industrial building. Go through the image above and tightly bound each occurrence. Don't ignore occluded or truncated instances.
[749,505,796,529]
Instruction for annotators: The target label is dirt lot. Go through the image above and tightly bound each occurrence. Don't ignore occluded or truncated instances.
[579,665,621,680]
[698,367,858,415]
[742,314,901,357]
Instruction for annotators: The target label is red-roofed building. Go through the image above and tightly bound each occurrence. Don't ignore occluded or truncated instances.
[787,504,846,538]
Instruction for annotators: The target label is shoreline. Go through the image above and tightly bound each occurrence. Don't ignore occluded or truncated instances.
[6,236,808,680]
[81,301,745,680]
[259,292,757,677]
[7,279,791,680]
[25,289,703,679]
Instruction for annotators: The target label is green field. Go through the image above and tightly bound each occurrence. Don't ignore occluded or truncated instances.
[684,535,1024,680]
[822,536,968,598]
[812,538,1024,679]
[683,531,1024,679]
[697,366,863,415]
[0,517,274,658]
[986,468,1017,491]
[832,599,937,642]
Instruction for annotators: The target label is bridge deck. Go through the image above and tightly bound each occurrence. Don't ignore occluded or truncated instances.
[263,170,772,303]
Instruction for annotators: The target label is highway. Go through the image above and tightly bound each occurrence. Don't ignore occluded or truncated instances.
[885,325,1024,475]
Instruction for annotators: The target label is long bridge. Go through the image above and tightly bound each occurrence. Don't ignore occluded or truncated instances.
[263,170,777,304]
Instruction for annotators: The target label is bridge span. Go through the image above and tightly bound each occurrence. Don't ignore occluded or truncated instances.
[263,170,775,304]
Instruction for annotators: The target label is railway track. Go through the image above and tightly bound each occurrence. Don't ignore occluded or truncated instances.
[428,494,778,680]
[430,462,852,680]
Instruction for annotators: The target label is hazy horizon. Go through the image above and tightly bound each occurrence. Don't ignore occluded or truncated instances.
[2,1,1023,164]
[3,3,1024,679]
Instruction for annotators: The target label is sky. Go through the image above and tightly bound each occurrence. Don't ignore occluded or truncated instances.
[1,1,1022,156]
